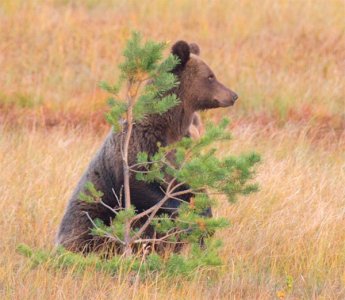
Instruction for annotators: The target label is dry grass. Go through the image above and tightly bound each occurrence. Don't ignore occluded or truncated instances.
[1,0,344,123]
[1,126,344,299]
[0,0,344,299]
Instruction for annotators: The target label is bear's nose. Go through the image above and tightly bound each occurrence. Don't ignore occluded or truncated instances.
[232,93,238,102]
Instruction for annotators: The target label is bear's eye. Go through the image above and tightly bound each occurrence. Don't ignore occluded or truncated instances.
[208,74,215,81]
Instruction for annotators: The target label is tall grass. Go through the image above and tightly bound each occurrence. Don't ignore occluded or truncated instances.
[0,0,344,121]
[0,0,344,298]
[1,125,344,298]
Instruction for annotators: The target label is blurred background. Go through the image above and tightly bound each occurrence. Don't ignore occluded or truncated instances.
[0,1,344,299]
[1,0,344,131]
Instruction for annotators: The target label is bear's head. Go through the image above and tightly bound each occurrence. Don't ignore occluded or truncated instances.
[171,41,238,111]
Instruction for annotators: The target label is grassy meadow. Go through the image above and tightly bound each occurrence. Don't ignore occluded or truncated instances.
[0,0,344,299]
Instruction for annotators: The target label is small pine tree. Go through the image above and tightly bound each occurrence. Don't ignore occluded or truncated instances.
[88,32,260,260]
[98,32,181,256]
[17,32,260,276]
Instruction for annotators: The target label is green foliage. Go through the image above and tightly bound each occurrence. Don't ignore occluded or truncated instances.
[78,181,104,203]
[115,205,136,222]
[100,31,180,130]
[134,116,260,255]
[18,32,261,279]
[98,81,121,95]
[104,98,127,131]
[101,33,259,273]
[137,118,260,203]
[151,214,175,234]
[17,243,222,278]
[88,206,137,242]
[119,31,166,79]
[166,241,223,277]
[133,93,179,121]
[17,243,50,267]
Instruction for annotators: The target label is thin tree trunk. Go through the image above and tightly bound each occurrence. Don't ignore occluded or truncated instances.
[122,82,135,256]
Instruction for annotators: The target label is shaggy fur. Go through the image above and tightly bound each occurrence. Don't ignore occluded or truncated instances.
[56,41,238,253]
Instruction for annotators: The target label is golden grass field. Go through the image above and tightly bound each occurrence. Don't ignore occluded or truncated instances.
[0,0,344,299]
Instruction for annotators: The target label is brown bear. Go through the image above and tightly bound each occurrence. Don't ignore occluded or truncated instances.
[56,41,238,253]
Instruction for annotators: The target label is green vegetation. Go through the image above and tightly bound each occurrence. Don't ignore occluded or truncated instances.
[17,32,260,276]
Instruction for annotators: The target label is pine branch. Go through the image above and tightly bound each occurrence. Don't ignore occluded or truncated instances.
[85,212,125,245]
[99,200,122,215]
[133,229,190,244]
[129,180,193,243]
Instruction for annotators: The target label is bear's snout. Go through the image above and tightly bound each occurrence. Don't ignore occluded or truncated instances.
[216,87,238,107]
[229,92,239,105]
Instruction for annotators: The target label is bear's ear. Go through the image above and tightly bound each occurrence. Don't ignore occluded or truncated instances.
[189,43,200,56]
[171,41,190,71]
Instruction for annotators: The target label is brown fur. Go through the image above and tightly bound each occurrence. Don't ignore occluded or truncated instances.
[56,41,238,253]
